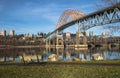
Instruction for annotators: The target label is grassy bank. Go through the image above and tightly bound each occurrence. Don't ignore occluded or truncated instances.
[0,60,120,78]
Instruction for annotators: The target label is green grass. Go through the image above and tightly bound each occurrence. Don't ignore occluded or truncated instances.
[0,60,120,78]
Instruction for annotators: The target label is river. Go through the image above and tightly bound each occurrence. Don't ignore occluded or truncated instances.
[0,47,120,62]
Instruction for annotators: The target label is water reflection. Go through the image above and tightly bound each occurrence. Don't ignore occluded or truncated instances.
[0,47,120,62]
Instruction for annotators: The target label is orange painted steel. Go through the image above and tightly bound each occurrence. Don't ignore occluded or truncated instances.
[56,10,85,29]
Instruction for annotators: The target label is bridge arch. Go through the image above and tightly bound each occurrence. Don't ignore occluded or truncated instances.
[56,9,85,29]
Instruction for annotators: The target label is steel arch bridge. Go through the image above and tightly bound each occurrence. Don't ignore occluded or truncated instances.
[45,3,120,40]
[56,9,85,29]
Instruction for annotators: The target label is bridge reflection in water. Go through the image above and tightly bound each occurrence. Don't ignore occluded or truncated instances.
[0,47,120,63]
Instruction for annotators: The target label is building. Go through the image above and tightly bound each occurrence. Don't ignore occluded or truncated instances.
[24,33,33,38]
[0,29,6,36]
[66,32,71,39]
[89,31,94,37]
[9,30,15,36]
[102,32,106,38]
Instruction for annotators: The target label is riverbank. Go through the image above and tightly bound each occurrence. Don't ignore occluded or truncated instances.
[0,45,45,49]
[0,60,120,78]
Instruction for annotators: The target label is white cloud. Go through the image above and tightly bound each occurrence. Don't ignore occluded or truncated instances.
[7,1,96,24]
[0,0,98,34]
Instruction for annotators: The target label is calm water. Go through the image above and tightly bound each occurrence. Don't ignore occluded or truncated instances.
[0,47,120,62]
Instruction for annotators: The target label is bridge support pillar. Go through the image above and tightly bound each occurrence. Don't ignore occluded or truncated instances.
[75,31,88,49]
[56,35,64,47]
[50,39,56,47]
[46,40,48,47]
[53,39,56,47]
[46,39,51,48]
[49,40,51,47]
[76,32,79,45]
[83,32,87,45]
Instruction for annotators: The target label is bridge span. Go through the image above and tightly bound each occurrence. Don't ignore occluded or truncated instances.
[45,3,120,49]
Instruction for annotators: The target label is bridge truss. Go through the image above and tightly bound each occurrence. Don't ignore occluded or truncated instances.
[45,3,120,40]
[77,8,120,31]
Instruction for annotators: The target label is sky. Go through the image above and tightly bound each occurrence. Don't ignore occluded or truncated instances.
[0,0,118,35]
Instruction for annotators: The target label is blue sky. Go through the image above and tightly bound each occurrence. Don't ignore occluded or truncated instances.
[0,0,115,35]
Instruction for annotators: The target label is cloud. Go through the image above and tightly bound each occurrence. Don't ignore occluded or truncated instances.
[0,0,98,34]
[6,3,62,26]
[4,1,96,24]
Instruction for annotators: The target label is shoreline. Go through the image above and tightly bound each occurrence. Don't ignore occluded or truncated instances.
[0,45,45,49]
[0,60,120,66]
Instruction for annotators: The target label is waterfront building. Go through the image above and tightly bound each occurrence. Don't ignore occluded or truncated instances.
[0,29,6,36]
[24,33,33,38]
[66,32,71,39]
[9,30,15,36]
[102,32,106,38]
[89,31,94,37]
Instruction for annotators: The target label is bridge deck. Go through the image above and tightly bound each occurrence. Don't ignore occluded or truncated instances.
[46,3,120,39]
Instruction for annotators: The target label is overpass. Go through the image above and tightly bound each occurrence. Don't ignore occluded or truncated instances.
[45,3,120,48]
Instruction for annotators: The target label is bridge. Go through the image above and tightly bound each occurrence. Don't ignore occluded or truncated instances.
[45,3,120,49]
